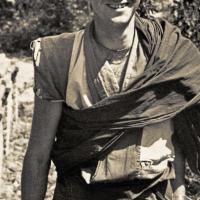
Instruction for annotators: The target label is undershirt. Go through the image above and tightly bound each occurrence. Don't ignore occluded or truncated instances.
[66,23,175,184]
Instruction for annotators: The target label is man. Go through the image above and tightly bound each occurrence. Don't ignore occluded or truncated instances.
[22,0,200,199]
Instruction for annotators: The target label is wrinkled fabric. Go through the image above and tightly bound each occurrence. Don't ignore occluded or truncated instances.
[63,17,200,130]
[53,174,173,200]
[53,175,193,200]
[52,16,200,175]
[63,23,175,183]
[83,21,147,100]
[32,15,200,174]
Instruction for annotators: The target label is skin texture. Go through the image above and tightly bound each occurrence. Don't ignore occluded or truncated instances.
[89,0,141,50]
[89,0,141,24]
[21,97,63,200]
[171,143,186,200]
[21,1,185,199]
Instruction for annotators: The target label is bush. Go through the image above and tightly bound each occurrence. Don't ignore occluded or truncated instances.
[0,0,200,54]
[1,0,200,199]
[169,0,200,49]
[0,0,166,54]
[0,0,90,54]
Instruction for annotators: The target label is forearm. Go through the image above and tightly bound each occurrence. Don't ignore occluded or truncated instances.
[171,142,186,200]
[171,174,186,200]
[21,98,62,199]
[21,153,51,200]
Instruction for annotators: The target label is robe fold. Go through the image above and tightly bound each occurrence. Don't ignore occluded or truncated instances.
[32,15,200,175]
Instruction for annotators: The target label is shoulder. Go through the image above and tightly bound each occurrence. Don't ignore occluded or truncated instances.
[31,29,85,50]
[136,15,184,53]
[31,30,85,68]
[31,30,84,55]
[31,31,85,101]
[137,14,182,36]
[41,32,76,49]
[136,15,164,55]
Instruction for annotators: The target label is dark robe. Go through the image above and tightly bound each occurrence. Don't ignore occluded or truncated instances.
[32,15,200,176]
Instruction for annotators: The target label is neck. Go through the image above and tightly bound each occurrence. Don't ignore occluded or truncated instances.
[93,15,136,51]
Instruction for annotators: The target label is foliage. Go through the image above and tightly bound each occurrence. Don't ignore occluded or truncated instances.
[0,0,200,53]
[169,0,200,49]
[139,0,158,17]
[139,0,200,50]
[0,0,90,54]
[1,0,200,199]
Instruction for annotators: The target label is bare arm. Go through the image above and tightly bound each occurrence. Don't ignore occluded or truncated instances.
[21,96,63,200]
[171,144,186,200]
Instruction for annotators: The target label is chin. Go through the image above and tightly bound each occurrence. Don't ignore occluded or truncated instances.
[110,15,135,25]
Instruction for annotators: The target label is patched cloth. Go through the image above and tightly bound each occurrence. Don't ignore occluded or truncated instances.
[31,15,200,181]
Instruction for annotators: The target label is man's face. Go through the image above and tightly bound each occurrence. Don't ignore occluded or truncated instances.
[89,0,141,25]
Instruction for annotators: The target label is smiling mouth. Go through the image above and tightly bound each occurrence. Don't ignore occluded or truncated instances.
[107,2,130,9]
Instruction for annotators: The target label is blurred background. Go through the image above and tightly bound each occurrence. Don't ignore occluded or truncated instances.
[0,0,200,199]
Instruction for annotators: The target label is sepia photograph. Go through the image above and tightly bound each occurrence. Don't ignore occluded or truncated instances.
[1,0,200,199]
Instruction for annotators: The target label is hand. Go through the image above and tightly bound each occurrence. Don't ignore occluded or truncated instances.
[140,138,174,164]
[172,183,187,200]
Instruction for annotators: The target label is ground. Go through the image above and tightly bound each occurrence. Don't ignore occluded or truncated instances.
[0,55,56,200]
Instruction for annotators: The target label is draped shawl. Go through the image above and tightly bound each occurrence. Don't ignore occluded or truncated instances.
[34,16,200,175]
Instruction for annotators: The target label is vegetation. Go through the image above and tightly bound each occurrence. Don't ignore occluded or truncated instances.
[170,0,200,48]
[0,0,89,54]
[1,0,200,199]
[1,0,200,54]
